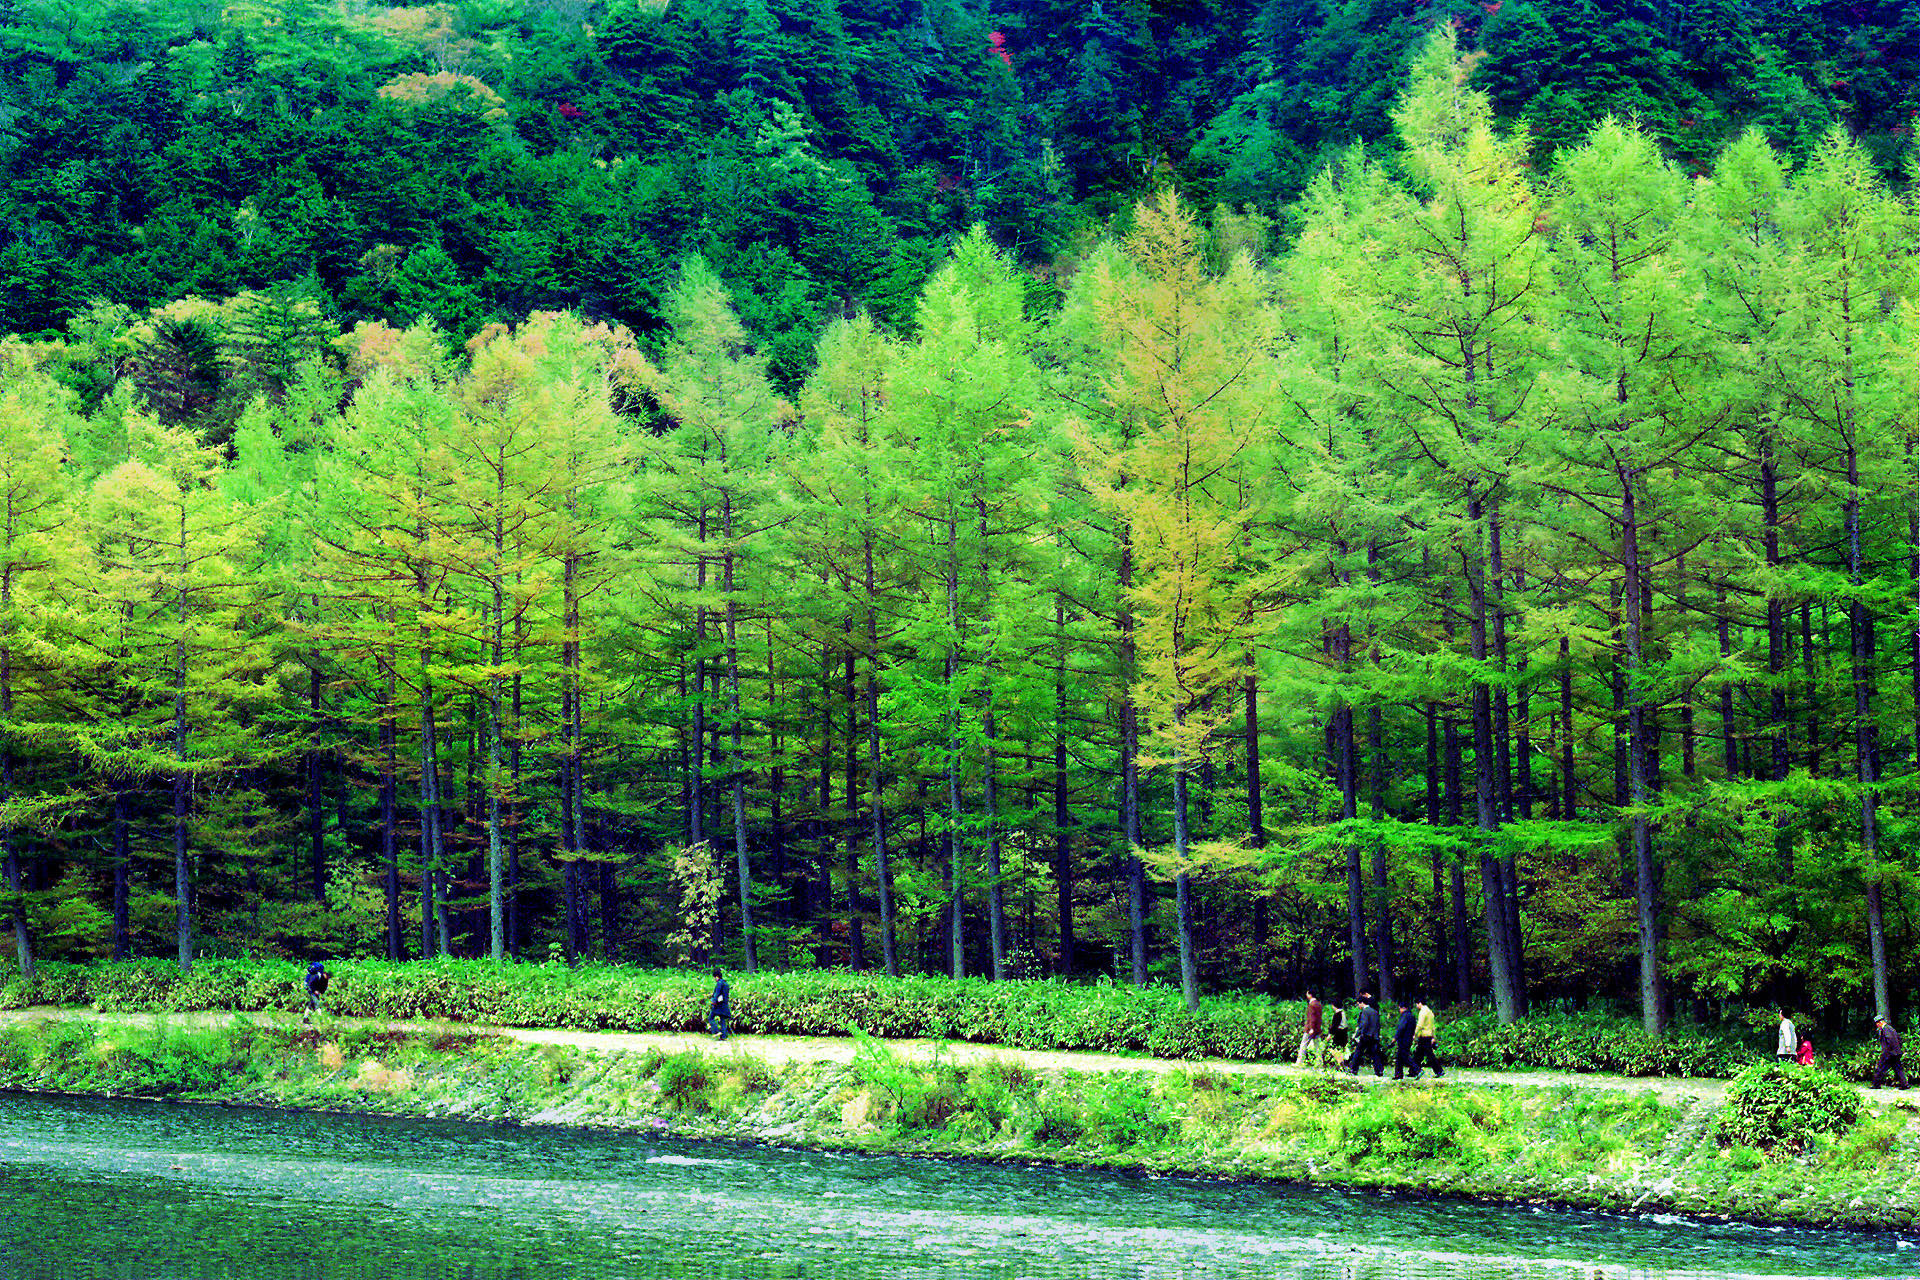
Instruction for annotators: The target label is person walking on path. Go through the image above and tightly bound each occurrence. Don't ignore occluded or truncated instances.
[1391,998,1418,1080]
[1871,1016,1908,1089]
[708,968,731,1041]
[302,959,329,1025]
[1296,990,1324,1069]
[1346,993,1383,1077]
[1775,1009,1799,1064]
[1410,999,1444,1078]
[1328,999,1348,1053]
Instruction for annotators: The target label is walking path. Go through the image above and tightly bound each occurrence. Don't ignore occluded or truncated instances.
[5,1005,1912,1108]
[0,1005,1750,1105]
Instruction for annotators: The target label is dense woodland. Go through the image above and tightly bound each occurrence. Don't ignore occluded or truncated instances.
[0,3,1915,1033]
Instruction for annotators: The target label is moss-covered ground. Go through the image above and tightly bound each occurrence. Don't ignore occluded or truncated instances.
[2,1012,1916,1232]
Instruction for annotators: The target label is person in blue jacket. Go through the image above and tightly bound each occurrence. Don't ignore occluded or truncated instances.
[303,959,329,1024]
[708,968,730,1040]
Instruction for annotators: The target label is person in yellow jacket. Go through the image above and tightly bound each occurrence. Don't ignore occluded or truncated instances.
[1408,1000,1444,1079]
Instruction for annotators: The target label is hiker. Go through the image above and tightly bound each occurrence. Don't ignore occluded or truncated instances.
[1346,992,1383,1077]
[1391,997,1418,1080]
[1870,1016,1908,1089]
[1795,1035,1815,1068]
[303,959,329,1024]
[1296,989,1324,1068]
[1327,999,1348,1053]
[1410,999,1444,1078]
[708,968,731,1041]
[1775,1008,1799,1064]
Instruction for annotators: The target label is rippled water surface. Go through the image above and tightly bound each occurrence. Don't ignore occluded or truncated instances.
[1,1093,1911,1280]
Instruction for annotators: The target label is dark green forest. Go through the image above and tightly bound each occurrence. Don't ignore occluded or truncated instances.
[0,4,1915,1034]
[1,0,1912,380]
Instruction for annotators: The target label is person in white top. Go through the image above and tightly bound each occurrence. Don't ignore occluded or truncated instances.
[1776,1008,1799,1064]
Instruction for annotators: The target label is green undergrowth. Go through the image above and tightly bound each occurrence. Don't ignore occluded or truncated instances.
[5,959,1914,1082]
[2,1015,1917,1229]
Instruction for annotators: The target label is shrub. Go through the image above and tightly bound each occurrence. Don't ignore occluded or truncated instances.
[1717,1062,1861,1152]
[654,1051,715,1113]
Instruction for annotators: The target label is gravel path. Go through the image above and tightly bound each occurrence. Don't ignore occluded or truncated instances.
[0,1004,1744,1104]
[7,1005,1912,1109]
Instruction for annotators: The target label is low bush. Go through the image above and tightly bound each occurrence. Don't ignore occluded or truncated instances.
[1441,1010,1748,1077]
[1717,1062,1862,1153]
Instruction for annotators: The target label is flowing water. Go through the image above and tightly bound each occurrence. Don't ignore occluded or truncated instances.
[1,1093,1911,1280]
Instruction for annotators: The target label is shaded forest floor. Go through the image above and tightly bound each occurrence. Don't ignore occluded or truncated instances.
[9,1004,1910,1109]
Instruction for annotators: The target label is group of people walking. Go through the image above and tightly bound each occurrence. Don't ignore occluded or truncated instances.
[1295,990,1443,1081]
[1774,1008,1909,1089]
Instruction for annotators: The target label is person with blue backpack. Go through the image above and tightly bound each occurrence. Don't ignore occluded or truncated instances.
[303,959,330,1024]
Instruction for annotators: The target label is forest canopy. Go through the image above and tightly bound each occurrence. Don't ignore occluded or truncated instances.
[0,7,1915,1034]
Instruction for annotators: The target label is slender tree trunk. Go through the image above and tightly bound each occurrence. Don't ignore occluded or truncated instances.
[1621,467,1667,1035]
[112,786,130,960]
[843,646,864,972]
[1173,710,1198,1013]
[0,565,27,976]
[1425,704,1447,998]
[173,583,191,973]
[1468,484,1518,1021]
[308,663,326,903]
[1490,511,1525,1014]
[1054,596,1075,978]
[723,523,756,973]
[1119,528,1146,986]
[866,535,898,976]
[1444,595,1472,1006]
[945,510,966,979]
[1847,442,1891,1020]
[1368,702,1394,1005]
[381,647,401,961]
[1336,618,1366,997]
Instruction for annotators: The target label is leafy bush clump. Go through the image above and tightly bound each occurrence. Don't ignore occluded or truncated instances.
[1717,1062,1861,1153]
[1330,1088,1511,1169]
[1442,1010,1747,1078]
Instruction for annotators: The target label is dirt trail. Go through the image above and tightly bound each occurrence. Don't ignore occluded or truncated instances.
[0,1004,1787,1106]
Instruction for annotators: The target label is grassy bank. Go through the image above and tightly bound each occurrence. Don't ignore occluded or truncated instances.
[13,958,1911,1080]
[3,1013,1917,1232]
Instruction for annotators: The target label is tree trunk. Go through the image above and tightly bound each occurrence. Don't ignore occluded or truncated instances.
[867,535,898,976]
[1847,443,1891,1020]
[1054,596,1074,978]
[1468,484,1518,1021]
[1621,467,1667,1035]
[1120,528,1147,986]
[723,524,757,973]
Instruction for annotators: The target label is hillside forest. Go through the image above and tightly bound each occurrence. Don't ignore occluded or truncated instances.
[0,3,1916,1033]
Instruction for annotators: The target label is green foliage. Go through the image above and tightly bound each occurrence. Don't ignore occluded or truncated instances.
[1330,1086,1515,1169]
[1442,1010,1749,1078]
[1717,1062,1863,1152]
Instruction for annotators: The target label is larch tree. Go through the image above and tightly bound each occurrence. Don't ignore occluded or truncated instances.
[643,262,791,974]
[1073,190,1280,1012]
[0,357,79,979]
[1530,116,1732,1034]
[1363,25,1556,1021]
[78,415,284,972]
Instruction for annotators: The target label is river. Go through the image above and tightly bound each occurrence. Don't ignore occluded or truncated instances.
[0,1093,1911,1280]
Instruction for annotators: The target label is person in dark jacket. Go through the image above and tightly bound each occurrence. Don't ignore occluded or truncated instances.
[708,968,731,1041]
[303,959,329,1024]
[1391,998,1419,1080]
[1345,992,1384,1077]
[1871,1016,1908,1089]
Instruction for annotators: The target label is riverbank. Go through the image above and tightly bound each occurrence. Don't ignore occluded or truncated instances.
[2,1012,1916,1233]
